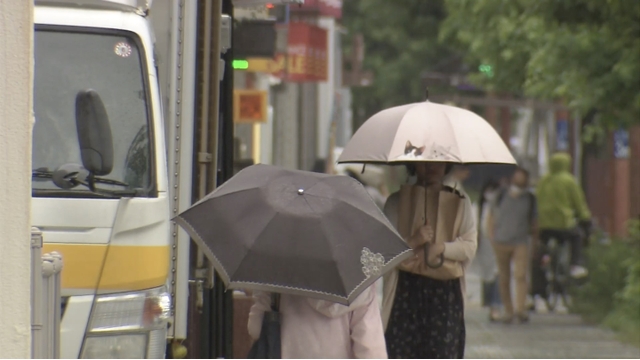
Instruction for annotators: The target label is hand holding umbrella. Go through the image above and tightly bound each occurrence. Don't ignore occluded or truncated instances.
[409,224,433,258]
[410,223,445,268]
[425,238,445,267]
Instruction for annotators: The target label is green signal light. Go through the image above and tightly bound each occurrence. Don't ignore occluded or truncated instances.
[479,64,494,78]
[233,60,249,70]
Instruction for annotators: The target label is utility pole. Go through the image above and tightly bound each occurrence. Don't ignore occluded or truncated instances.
[210,0,235,358]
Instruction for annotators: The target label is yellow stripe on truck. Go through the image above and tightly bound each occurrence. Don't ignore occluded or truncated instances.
[43,243,169,292]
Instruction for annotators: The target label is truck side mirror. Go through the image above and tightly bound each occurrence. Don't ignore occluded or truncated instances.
[75,89,114,175]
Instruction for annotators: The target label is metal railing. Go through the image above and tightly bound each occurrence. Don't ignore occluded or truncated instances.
[31,227,63,359]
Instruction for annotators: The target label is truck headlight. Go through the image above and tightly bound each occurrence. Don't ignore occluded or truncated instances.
[81,287,170,359]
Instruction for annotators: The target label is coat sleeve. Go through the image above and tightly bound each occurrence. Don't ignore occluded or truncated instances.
[443,196,478,262]
[350,285,388,359]
[247,291,272,340]
[568,178,592,221]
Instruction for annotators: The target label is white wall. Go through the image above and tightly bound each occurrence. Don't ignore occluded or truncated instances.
[0,0,34,357]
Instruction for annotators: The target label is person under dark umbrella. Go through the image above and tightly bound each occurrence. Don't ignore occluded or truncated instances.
[248,284,386,358]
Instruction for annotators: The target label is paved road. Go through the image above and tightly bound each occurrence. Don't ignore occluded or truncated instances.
[463,269,640,358]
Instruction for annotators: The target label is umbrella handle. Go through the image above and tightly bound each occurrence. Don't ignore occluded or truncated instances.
[270,293,281,312]
[423,185,444,269]
[425,252,444,269]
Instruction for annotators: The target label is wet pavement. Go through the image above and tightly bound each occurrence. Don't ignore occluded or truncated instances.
[464,268,640,358]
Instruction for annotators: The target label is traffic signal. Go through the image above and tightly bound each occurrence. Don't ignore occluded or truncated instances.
[232,60,249,70]
[479,64,494,78]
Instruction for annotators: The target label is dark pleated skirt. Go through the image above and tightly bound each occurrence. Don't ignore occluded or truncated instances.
[385,271,466,359]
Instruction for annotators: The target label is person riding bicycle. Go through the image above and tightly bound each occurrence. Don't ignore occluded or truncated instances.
[535,152,592,281]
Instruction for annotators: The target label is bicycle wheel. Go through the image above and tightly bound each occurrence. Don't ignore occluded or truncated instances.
[557,242,574,310]
[544,277,559,312]
[543,258,560,312]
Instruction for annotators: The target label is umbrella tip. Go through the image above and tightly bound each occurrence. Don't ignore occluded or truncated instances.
[297,188,305,195]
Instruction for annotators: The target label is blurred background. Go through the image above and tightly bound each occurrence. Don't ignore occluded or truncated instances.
[230,0,639,356]
[233,0,639,238]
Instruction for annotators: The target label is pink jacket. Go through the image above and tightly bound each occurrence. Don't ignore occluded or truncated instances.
[248,285,387,359]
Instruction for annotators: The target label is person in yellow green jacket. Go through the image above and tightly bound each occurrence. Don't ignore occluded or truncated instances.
[536,152,592,279]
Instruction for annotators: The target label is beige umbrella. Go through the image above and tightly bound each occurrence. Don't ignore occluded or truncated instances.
[337,101,516,165]
[337,100,516,269]
[334,147,386,187]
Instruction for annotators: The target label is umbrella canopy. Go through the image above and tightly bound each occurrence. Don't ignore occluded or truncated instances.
[337,101,517,165]
[174,164,413,305]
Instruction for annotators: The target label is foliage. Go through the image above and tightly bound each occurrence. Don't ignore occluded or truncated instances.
[573,220,640,345]
[572,240,632,322]
[441,0,640,129]
[342,0,462,127]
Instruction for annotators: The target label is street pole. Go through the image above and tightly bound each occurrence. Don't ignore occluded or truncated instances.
[210,0,235,358]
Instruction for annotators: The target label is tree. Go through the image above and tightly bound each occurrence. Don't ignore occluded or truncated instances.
[441,0,640,130]
[342,0,463,128]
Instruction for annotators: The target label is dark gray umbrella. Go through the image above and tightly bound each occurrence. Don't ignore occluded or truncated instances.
[174,164,412,305]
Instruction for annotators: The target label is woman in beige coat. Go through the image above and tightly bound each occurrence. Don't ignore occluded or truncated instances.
[381,162,477,358]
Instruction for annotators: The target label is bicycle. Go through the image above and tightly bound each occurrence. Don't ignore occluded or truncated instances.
[537,223,594,312]
[539,235,574,312]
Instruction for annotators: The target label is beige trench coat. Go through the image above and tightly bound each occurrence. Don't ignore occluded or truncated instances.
[380,184,477,329]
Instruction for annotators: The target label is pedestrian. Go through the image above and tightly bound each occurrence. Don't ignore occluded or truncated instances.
[382,162,477,359]
[535,152,592,279]
[488,167,537,323]
[247,284,387,358]
[476,179,502,322]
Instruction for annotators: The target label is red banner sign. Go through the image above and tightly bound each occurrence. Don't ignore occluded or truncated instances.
[270,22,328,82]
[291,0,342,19]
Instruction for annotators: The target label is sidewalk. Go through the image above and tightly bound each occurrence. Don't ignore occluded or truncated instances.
[464,268,640,358]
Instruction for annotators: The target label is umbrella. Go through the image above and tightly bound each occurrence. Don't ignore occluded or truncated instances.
[337,101,517,165]
[174,164,413,305]
[336,100,517,268]
[334,147,386,188]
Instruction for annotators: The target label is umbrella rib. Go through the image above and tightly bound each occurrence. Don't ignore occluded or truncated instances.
[440,109,464,163]
[173,215,232,284]
[225,209,282,281]
[189,186,262,209]
[317,213,351,298]
[315,200,411,302]
[228,243,414,305]
[303,192,396,233]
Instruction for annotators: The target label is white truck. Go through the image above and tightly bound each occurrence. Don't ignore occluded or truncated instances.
[31,0,240,357]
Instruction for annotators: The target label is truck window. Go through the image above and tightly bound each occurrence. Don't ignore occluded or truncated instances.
[33,29,152,195]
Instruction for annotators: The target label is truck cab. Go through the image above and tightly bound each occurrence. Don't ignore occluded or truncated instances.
[33,0,171,357]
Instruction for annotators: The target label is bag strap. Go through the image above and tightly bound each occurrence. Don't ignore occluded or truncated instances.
[528,191,535,225]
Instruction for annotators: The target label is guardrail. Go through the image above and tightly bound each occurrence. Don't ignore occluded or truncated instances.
[31,227,63,359]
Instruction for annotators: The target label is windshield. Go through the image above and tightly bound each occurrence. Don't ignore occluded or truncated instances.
[33,29,153,196]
